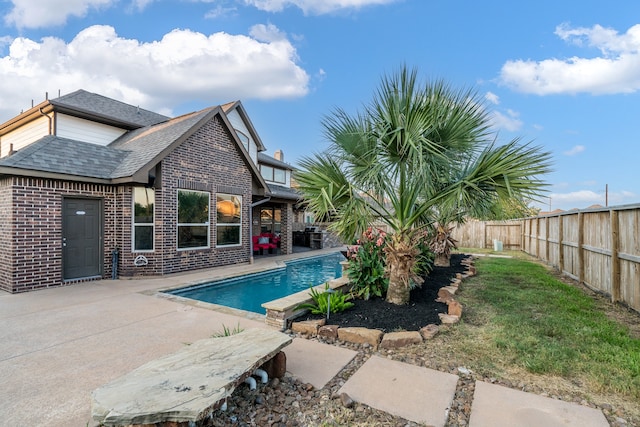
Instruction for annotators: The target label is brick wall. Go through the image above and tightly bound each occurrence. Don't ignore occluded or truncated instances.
[0,178,117,293]
[118,115,254,277]
[0,178,14,292]
[0,114,261,291]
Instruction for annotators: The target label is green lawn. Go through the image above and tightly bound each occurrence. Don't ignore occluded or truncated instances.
[444,255,640,420]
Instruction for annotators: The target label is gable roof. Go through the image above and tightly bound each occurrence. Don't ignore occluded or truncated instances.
[221,101,267,152]
[50,90,170,128]
[0,104,269,192]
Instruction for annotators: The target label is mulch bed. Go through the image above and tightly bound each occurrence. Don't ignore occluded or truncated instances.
[304,253,470,332]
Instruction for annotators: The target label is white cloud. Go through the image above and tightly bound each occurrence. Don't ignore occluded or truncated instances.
[546,189,638,210]
[0,25,309,122]
[130,0,154,11]
[499,23,640,95]
[490,109,522,132]
[4,0,116,29]
[241,0,398,15]
[204,5,238,18]
[550,190,603,208]
[485,91,499,105]
[563,145,585,156]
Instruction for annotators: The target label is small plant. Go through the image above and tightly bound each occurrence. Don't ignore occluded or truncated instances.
[296,283,354,315]
[212,323,244,337]
[347,227,389,300]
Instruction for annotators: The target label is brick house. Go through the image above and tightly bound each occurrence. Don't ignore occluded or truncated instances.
[0,90,300,293]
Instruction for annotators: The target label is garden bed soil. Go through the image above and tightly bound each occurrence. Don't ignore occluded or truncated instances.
[305,253,470,332]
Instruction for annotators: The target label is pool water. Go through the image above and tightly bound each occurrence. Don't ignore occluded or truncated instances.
[169,252,346,314]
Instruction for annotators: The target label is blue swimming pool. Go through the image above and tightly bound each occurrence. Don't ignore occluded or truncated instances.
[168,252,346,314]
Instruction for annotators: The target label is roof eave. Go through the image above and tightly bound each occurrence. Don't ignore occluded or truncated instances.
[0,166,112,184]
[0,101,53,136]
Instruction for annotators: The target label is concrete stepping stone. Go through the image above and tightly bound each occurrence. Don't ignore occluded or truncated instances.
[338,355,458,426]
[469,381,609,427]
[285,338,357,389]
[91,328,291,426]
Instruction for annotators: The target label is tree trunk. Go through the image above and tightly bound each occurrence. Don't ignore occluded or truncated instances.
[434,253,450,267]
[384,236,418,305]
[386,259,410,305]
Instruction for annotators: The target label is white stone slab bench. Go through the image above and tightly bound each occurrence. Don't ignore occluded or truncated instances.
[91,328,291,426]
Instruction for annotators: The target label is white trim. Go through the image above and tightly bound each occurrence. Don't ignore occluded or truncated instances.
[132,187,155,253]
[177,189,211,250]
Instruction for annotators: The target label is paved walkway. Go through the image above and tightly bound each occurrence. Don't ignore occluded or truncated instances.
[0,250,609,427]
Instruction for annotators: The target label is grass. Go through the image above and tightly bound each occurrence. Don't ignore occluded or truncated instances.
[449,256,640,408]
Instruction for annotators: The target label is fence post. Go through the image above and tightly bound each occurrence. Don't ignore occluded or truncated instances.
[483,222,487,249]
[558,214,564,275]
[545,217,550,262]
[578,212,584,285]
[536,217,540,258]
[610,209,621,302]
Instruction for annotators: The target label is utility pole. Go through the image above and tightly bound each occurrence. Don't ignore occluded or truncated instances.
[605,184,608,207]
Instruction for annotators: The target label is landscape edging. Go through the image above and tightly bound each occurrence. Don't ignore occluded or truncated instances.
[290,255,476,349]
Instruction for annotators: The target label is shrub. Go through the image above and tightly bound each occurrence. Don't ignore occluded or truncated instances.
[347,227,389,300]
[415,231,435,277]
[296,283,354,315]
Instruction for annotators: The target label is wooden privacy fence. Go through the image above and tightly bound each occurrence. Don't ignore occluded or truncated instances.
[452,204,640,313]
[453,220,522,250]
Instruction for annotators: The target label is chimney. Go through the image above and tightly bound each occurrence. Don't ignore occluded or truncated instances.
[274,149,283,161]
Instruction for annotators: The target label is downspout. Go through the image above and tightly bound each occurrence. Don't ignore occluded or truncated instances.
[249,196,271,264]
[39,108,53,135]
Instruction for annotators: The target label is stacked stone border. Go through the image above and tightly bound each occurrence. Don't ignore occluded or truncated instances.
[289,256,476,350]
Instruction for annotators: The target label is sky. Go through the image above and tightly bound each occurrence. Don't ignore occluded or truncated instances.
[0,0,639,212]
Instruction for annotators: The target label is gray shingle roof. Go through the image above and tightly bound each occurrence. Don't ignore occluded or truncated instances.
[0,109,214,181]
[0,135,128,179]
[258,152,294,170]
[0,94,267,191]
[51,90,169,128]
[109,108,214,178]
[267,183,301,201]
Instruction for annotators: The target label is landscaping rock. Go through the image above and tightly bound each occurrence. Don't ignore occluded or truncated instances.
[291,319,325,336]
[438,313,460,324]
[419,324,439,340]
[442,285,458,295]
[340,392,355,408]
[447,300,463,317]
[318,325,339,340]
[338,327,383,349]
[436,288,455,303]
[379,331,423,349]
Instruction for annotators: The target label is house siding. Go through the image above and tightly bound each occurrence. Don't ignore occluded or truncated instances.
[117,115,253,277]
[56,113,126,146]
[0,177,117,293]
[0,115,50,157]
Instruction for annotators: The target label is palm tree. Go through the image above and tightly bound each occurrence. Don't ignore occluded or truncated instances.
[296,65,552,305]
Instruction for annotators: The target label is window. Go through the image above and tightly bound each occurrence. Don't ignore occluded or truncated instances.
[216,194,242,246]
[260,165,286,184]
[178,190,210,249]
[235,129,250,151]
[273,168,286,183]
[133,187,154,251]
[260,207,281,234]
